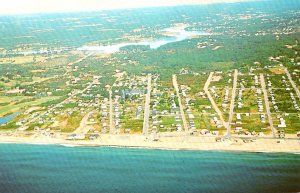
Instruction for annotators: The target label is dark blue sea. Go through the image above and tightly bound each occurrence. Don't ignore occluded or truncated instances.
[0,144,299,193]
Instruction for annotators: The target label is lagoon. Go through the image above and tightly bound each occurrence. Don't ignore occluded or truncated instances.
[0,27,209,56]
[77,27,209,53]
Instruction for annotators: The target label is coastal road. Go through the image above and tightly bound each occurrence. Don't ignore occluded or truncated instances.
[172,74,188,133]
[109,88,114,134]
[285,68,300,101]
[260,74,276,138]
[204,72,227,129]
[226,69,238,137]
[142,74,152,136]
[19,81,94,130]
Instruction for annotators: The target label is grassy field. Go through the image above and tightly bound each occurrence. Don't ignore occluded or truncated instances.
[56,112,85,133]
[177,74,209,93]
[2,76,53,87]
[123,119,143,133]
[234,114,270,133]
[0,96,60,116]
[0,96,30,103]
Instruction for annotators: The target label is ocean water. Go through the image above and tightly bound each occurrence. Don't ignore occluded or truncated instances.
[0,144,299,193]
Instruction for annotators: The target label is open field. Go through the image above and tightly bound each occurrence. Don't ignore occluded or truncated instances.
[0,96,60,116]
[0,55,47,64]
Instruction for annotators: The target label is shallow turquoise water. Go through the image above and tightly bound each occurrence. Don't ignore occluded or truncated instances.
[0,144,299,193]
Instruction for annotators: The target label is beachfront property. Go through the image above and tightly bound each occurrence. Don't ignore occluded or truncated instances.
[0,2,299,151]
[1,61,299,147]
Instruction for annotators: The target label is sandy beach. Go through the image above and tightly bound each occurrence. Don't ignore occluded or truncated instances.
[0,134,299,153]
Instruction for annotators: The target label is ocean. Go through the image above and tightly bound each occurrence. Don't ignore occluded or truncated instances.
[0,144,299,193]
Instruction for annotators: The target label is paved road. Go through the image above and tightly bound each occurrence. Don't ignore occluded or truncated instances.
[203,72,227,129]
[260,74,276,138]
[142,74,152,136]
[109,89,114,134]
[173,74,188,133]
[227,69,238,137]
[285,68,300,101]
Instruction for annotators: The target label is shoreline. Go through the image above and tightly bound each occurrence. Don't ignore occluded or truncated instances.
[0,135,299,153]
[1,141,300,154]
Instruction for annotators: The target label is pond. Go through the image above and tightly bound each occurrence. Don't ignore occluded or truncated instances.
[0,112,20,125]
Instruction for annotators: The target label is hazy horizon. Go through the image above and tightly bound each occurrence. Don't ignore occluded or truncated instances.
[0,0,255,15]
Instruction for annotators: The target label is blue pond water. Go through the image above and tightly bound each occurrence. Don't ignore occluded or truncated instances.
[0,112,20,125]
[0,144,299,193]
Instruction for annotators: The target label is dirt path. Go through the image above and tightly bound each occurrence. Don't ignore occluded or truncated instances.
[73,111,94,135]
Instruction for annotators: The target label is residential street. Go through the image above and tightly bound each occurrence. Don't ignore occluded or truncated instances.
[173,74,188,133]
[227,69,238,137]
[260,74,276,138]
[285,68,300,100]
[142,74,152,135]
[204,72,227,130]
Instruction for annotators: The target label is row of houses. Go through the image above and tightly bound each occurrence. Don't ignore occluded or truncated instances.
[114,96,121,134]
[181,84,201,131]
[237,82,245,108]
[253,75,266,124]
[254,75,259,86]
[113,75,148,90]
[290,92,300,111]
[210,87,220,99]
[100,98,109,133]
[266,76,280,112]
